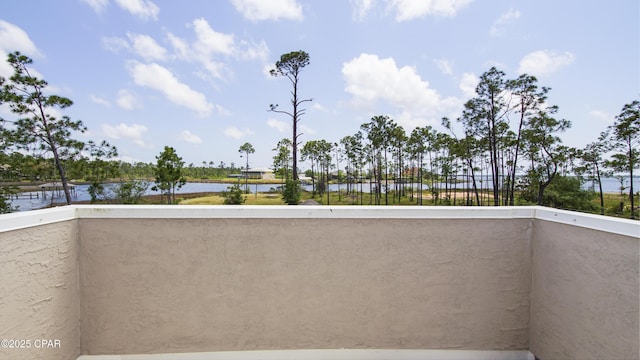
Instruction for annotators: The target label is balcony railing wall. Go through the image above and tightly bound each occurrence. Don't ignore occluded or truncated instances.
[1,209,80,360]
[0,206,637,360]
[530,218,639,359]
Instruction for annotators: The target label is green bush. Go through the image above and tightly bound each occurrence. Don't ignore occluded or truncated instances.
[222,184,246,205]
[520,175,595,211]
[115,180,150,204]
[282,179,301,205]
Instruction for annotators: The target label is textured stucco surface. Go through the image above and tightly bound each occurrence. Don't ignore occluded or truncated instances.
[530,220,639,360]
[2,206,636,359]
[78,218,533,355]
[0,220,80,360]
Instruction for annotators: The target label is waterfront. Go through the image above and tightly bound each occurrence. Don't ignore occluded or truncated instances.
[6,176,639,212]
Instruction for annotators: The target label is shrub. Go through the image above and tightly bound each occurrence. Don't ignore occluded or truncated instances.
[115,180,149,204]
[222,184,246,205]
[520,175,595,211]
[282,179,301,205]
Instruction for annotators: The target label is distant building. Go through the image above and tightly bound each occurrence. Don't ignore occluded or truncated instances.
[298,175,313,184]
[241,168,275,180]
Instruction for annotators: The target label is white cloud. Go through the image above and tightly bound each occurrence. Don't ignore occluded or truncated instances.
[434,58,453,75]
[267,118,290,133]
[0,20,41,62]
[102,36,129,53]
[214,104,232,116]
[386,0,474,21]
[311,103,329,112]
[459,72,479,98]
[239,39,269,61]
[265,118,314,136]
[168,18,268,80]
[231,0,303,21]
[127,33,167,61]
[113,0,159,20]
[115,154,142,163]
[127,61,213,115]
[90,94,111,107]
[80,0,109,14]
[179,130,203,144]
[103,33,168,62]
[44,107,64,122]
[589,110,612,122]
[191,18,235,56]
[262,63,276,78]
[351,0,374,21]
[167,33,189,59]
[300,124,316,135]
[102,123,149,147]
[342,53,460,128]
[490,8,520,37]
[116,89,141,110]
[224,126,255,139]
[0,54,10,79]
[518,50,575,76]
[0,103,12,119]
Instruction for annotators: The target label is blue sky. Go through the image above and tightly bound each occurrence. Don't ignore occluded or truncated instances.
[0,0,638,169]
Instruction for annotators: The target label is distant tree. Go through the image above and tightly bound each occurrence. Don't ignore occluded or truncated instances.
[389,125,407,202]
[606,100,639,219]
[238,142,255,193]
[506,74,550,205]
[84,140,119,203]
[269,50,312,181]
[340,133,365,202]
[576,132,611,214]
[114,179,149,204]
[0,52,86,204]
[0,186,17,213]
[407,127,430,205]
[222,184,246,205]
[520,109,571,205]
[272,138,292,183]
[0,126,17,212]
[152,146,186,204]
[0,105,15,212]
[459,67,511,206]
[301,139,332,198]
[521,175,595,211]
[361,115,397,205]
[282,178,301,205]
[441,119,482,206]
[301,140,319,194]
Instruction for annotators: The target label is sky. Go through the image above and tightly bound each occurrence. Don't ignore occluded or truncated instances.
[0,0,638,169]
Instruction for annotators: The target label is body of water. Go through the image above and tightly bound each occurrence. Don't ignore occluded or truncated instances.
[8,176,639,212]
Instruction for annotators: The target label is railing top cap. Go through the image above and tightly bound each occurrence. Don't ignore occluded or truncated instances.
[0,205,637,237]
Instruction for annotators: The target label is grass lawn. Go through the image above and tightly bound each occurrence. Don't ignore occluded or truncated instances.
[179,193,285,205]
[177,189,638,220]
[179,190,477,206]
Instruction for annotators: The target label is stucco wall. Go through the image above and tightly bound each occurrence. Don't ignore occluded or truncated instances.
[1,206,636,359]
[78,217,533,355]
[530,220,640,360]
[0,220,81,360]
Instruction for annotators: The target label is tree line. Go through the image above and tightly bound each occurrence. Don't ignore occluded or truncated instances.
[0,51,638,218]
[266,52,638,217]
[283,84,637,217]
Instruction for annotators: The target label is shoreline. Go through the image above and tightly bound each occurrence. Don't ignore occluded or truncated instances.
[3,180,634,196]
